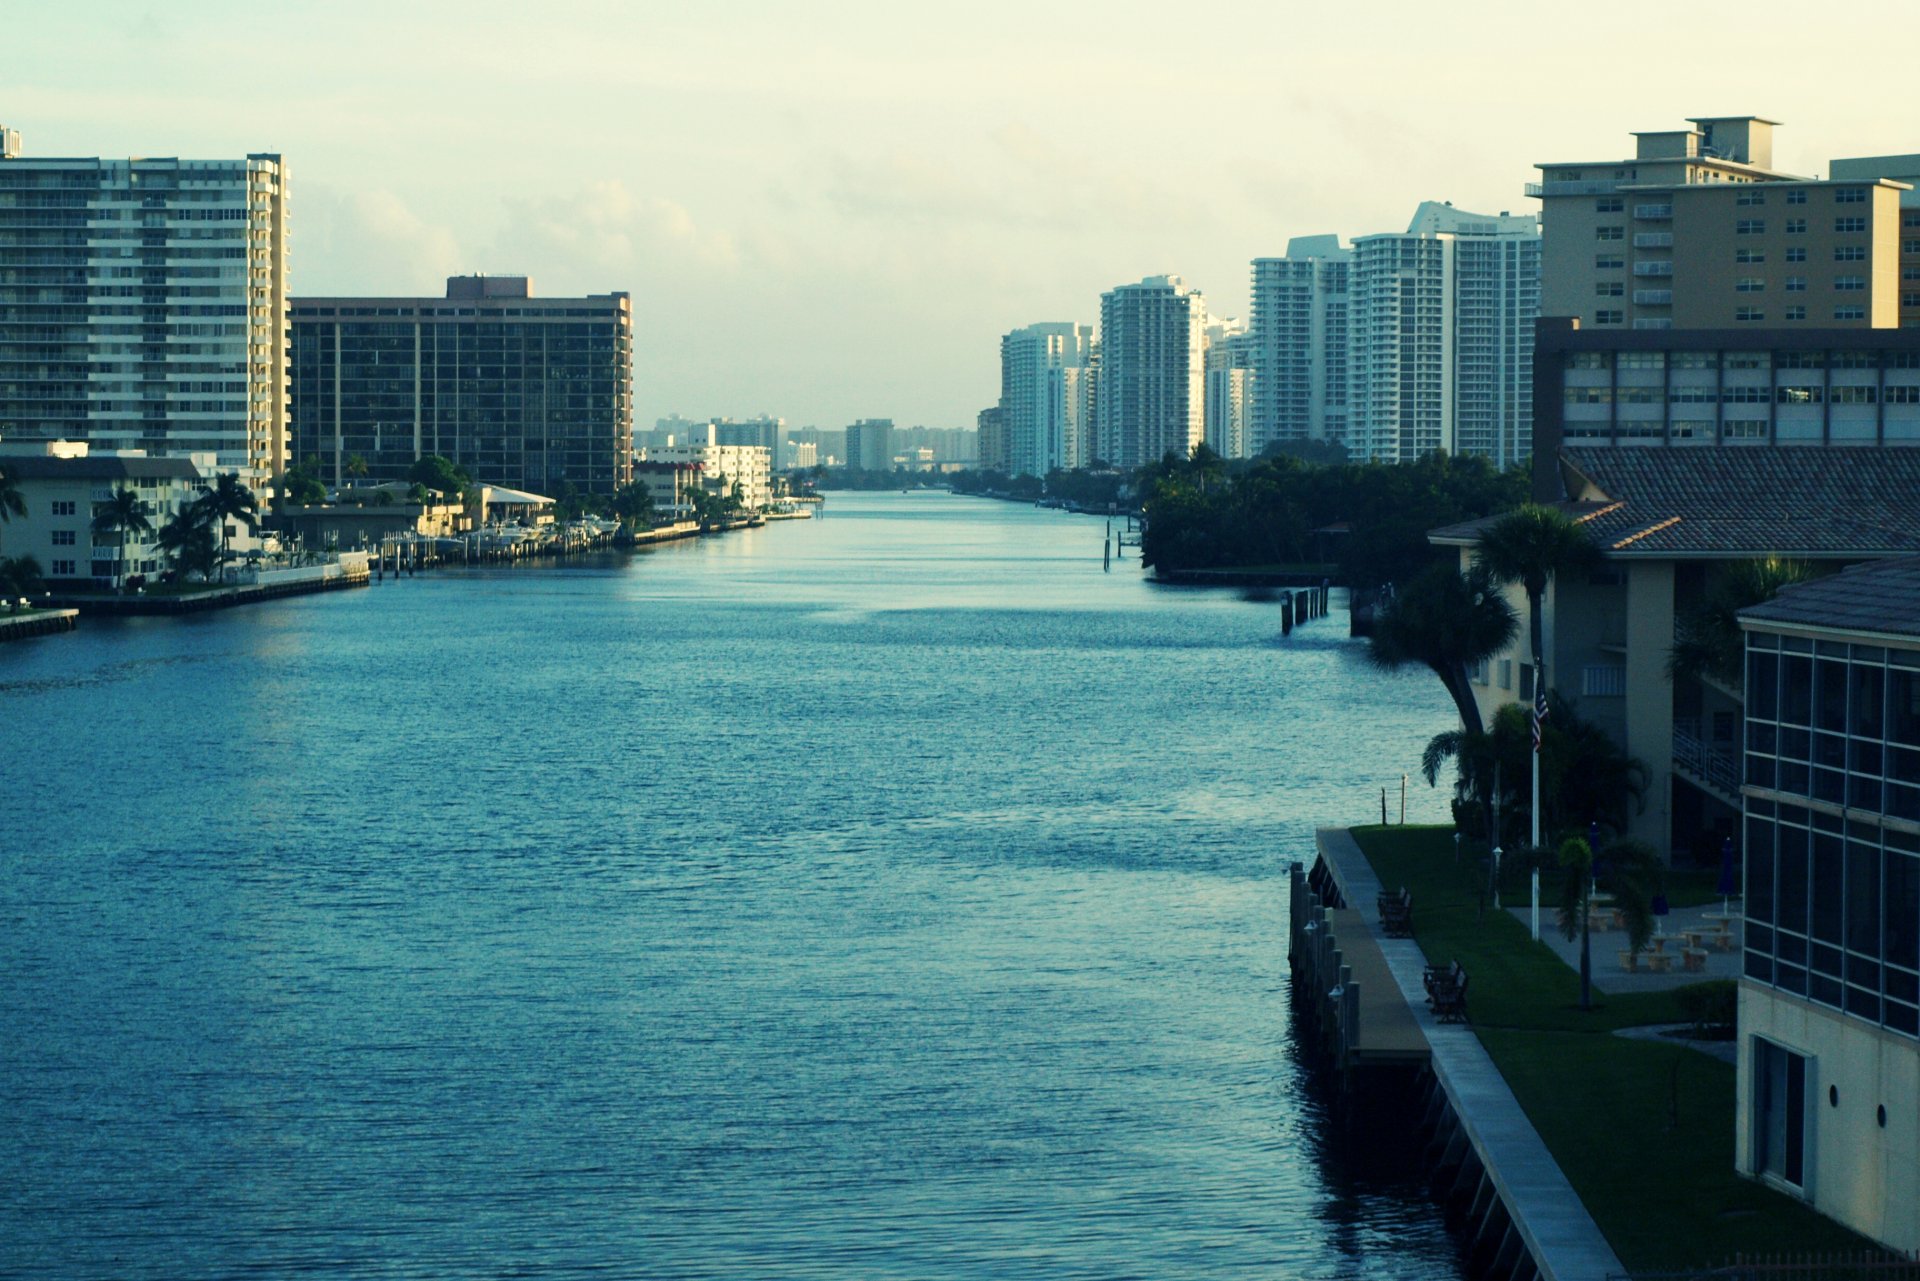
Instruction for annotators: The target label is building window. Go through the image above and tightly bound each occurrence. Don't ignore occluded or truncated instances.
[1596,196,1624,212]
[1498,659,1512,691]
[1737,307,1767,322]
[1596,225,1625,241]
[1596,282,1624,297]
[1786,247,1807,263]
[1787,190,1809,206]
[1737,190,1768,207]
[1736,249,1767,264]
[1582,665,1627,696]
[1785,277,1807,292]
[51,559,76,576]
[1724,420,1766,439]
[1835,275,1867,291]
[1831,386,1878,404]
[1737,219,1766,235]
[1595,309,1625,325]
[1778,385,1823,404]
[51,530,75,546]
[1836,306,1867,321]
[50,499,76,516]
[1471,658,1490,684]
[1569,352,1611,370]
[1753,1039,1808,1189]
[1736,277,1767,293]
[1785,306,1807,321]
[1596,254,1625,270]
[1835,246,1868,262]
[1888,386,1920,403]
[1835,187,1868,205]
[1836,216,1868,233]
[1786,218,1808,234]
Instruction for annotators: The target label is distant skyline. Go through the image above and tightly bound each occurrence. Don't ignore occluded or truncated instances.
[11,0,1920,430]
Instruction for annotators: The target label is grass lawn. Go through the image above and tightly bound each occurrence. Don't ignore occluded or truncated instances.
[1350,824,1874,1272]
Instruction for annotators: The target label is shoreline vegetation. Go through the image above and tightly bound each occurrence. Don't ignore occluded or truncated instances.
[1349,824,1872,1272]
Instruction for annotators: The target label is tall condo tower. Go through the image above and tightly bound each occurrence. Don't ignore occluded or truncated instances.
[1095,275,1205,470]
[0,127,290,486]
[1249,236,1352,456]
[999,322,1094,477]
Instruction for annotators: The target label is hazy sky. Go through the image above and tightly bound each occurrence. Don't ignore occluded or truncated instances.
[11,1,1920,430]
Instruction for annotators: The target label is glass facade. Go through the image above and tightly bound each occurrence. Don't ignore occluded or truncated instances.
[290,298,632,495]
[1743,631,1920,1037]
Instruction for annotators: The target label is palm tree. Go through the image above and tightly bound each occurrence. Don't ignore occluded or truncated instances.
[1475,505,1603,848]
[0,554,44,606]
[1368,560,1519,736]
[92,487,153,592]
[1670,557,1814,690]
[197,473,258,581]
[156,503,217,579]
[1558,834,1663,1011]
[345,453,370,481]
[0,466,24,523]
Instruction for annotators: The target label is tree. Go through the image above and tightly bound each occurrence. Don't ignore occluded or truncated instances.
[92,487,153,592]
[1368,560,1518,736]
[156,504,218,579]
[407,454,472,498]
[1558,834,1664,1011]
[277,460,327,507]
[0,554,44,603]
[345,453,370,480]
[1670,557,1815,690]
[197,472,258,580]
[610,481,657,529]
[0,466,24,523]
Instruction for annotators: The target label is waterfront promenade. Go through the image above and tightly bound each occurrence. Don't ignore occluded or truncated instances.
[1315,828,1626,1281]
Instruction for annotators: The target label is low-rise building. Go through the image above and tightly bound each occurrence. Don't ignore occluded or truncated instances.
[0,440,207,586]
[1735,557,1920,1250]
[636,444,772,513]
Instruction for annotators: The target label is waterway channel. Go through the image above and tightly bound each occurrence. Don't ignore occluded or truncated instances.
[2,491,1466,1279]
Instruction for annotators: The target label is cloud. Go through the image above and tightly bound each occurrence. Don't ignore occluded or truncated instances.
[295,185,464,294]
[490,181,741,282]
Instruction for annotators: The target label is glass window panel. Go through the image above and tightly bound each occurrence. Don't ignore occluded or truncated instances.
[1780,761,1811,795]
[1782,657,1814,725]
[1848,837,1882,957]
[1746,818,1776,923]
[1750,722,1779,753]
[1779,932,1809,965]
[1814,734,1847,768]
[1852,776,1885,811]
[1893,785,1920,822]
[1748,754,1777,788]
[1747,921,1774,955]
[1846,985,1881,1022]
[1812,973,1843,1008]
[1781,728,1811,761]
[1747,950,1774,983]
[1816,660,1850,732]
[1890,968,1919,1005]
[1750,652,1780,719]
[1887,1002,1918,1037]
[1889,853,1920,971]
[1778,824,1809,933]
[1853,664,1886,740]
[1893,670,1920,746]
[1852,740,1884,777]
[1813,833,1845,945]
[1777,963,1808,996]
[1815,769,1846,804]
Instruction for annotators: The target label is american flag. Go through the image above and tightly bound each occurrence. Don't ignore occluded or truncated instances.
[1532,681,1548,753]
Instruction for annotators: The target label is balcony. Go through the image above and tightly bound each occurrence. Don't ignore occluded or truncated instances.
[1525,180,1628,198]
[1634,232,1674,248]
[1634,261,1675,277]
[1633,289,1674,305]
[1634,204,1674,220]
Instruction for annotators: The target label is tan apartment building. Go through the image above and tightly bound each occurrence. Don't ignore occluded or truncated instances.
[1533,117,1911,332]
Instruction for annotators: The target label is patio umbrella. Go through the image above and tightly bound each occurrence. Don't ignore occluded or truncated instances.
[1717,836,1738,917]
[1651,893,1669,938]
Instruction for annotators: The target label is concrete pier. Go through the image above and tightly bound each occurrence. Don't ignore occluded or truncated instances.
[0,608,78,643]
[1309,828,1625,1281]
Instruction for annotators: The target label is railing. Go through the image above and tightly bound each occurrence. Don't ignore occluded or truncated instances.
[1635,261,1676,276]
[1635,232,1675,248]
[1635,203,1674,219]
[1675,720,1742,797]
[1612,1249,1920,1280]
[1635,289,1675,305]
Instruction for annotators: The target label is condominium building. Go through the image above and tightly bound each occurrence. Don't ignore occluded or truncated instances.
[1248,236,1352,454]
[844,418,894,471]
[1203,320,1255,460]
[0,127,290,487]
[1735,559,1920,1250]
[999,322,1094,476]
[712,415,787,471]
[1095,275,1205,470]
[0,439,207,587]
[635,443,772,513]
[1531,322,1920,499]
[976,405,1008,473]
[1531,117,1913,332]
[290,276,632,495]
[1250,206,1537,464]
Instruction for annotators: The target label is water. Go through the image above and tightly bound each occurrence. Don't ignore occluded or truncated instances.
[2,493,1465,1279]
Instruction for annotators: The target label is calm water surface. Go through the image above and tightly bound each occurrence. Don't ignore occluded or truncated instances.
[2,493,1465,1279]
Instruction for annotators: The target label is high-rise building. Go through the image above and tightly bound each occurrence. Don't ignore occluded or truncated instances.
[0,127,290,487]
[1095,275,1205,470]
[290,276,632,495]
[976,406,1008,473]
[844,418,894,471]
[1203,320,1255,459]
[1249,236,1352,454]
[1531,117,1914,332]
[713,415,787,471]
[1250,206,1537,464]
[999,322,1094,476]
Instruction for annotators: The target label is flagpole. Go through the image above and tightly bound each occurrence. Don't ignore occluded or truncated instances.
[1530,657,1543,941]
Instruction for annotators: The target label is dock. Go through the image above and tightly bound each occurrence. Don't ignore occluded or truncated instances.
[0,608,78,643]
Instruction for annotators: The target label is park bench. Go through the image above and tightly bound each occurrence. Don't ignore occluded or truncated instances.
[1377,887,1413,938]
[1424,960,1469,1023]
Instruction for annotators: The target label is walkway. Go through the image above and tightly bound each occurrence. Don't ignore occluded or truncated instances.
[1315,828,1626,1281]
[1507,900,1744,994]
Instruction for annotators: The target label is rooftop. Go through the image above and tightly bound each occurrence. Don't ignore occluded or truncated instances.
[0,455,203,483]
[1741,556,1920,640]
[1431,447,1920,560]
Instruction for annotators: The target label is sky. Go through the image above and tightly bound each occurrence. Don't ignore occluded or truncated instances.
[10,0,1920,431]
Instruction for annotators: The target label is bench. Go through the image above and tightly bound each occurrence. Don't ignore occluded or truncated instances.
[1682,948,1708,973]
[1377,887,1414,938]
[1424,960,1469,1024]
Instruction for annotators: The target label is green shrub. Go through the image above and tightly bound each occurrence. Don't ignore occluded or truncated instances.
[1674,980,1736,1032]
